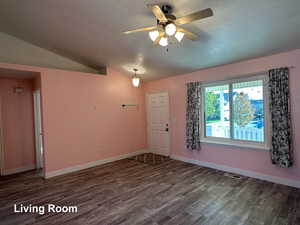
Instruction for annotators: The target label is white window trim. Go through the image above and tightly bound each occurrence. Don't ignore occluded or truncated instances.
[200,74,271,151]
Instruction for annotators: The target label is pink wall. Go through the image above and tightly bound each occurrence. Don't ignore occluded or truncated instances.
[40,68,147,173]
[144,49,300,182]
[0,63,147,174]
[0,78,36,170]
[0,48,298,181]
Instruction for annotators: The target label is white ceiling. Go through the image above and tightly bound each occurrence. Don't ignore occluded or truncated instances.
[0,0,300,80]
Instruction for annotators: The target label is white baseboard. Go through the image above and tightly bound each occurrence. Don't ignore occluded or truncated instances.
[2,164,36,175]
[171,155,300,189]
[45,149,148,179]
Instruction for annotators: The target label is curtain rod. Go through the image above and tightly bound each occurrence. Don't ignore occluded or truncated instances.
[259,66,295,73]
[189,66,296,85]
[240,66,295,79]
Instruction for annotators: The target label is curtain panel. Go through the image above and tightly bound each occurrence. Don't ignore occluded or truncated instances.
[186,82,201,150]
[269,67,293,168]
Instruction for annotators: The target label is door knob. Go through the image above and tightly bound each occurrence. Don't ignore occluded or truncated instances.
[165,128,169,132]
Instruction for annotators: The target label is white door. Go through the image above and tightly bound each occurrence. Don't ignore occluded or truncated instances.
[33,90,43,169]
[147,92,170,156]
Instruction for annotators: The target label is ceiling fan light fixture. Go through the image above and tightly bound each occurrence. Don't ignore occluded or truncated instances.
[165,23,176,36]
[149,30,160,42]
[123,5,213,47]
[175,31,185,42]
[159,36,168,46]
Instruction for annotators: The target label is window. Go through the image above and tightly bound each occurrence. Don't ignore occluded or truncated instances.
[201,75,270,149]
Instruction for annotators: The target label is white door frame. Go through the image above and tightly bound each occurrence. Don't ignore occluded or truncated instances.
[146,91,171,156]
[0,97,4,175]
[33,89,43,169]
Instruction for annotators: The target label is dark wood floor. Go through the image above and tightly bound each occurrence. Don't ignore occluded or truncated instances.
[1,154,300,225]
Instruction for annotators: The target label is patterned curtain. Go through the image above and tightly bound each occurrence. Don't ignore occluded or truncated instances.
[186,82,201,150]
[269,68,293,168]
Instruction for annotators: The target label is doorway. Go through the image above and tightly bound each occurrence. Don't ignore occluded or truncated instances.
[0,71,42,176]
[146,92,170,156]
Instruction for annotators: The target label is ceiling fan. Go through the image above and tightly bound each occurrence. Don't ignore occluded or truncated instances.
[123,4,213,46]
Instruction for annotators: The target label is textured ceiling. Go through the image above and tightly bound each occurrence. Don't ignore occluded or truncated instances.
[0,0,300,80]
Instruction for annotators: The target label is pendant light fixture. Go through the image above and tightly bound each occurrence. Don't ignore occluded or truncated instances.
[132,68,140,87]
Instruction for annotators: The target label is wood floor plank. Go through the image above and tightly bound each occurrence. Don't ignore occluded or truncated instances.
[0,154,299,225]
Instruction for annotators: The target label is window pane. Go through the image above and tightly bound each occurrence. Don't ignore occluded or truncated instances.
[204,85,230,138]
[232,80,264,142]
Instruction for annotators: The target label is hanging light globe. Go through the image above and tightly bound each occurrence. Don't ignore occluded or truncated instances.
[149,30,160,42]
[165,23,177,36]
[175,31,185,42]
[159,37,168,46]
[132,68,140,87]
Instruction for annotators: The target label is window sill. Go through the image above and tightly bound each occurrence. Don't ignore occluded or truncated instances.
[200,139,270,151]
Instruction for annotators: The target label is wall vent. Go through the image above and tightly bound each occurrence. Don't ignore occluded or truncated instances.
[223,172,242,180]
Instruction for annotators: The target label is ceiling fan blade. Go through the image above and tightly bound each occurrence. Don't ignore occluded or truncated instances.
[123,26,157,34]
[147,4,168,22]
[177,27,199,41]
[175,8,213,25]
[154,31,165,45]
[154,36,162,45]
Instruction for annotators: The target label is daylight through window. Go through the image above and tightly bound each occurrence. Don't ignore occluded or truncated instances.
[202,76,269,148]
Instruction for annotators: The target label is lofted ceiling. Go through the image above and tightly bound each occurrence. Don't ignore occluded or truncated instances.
[0,0,300,81]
